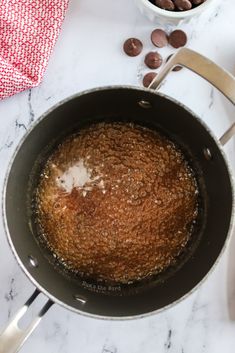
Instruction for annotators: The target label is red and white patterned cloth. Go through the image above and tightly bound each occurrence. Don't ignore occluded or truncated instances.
[0,0,69,100]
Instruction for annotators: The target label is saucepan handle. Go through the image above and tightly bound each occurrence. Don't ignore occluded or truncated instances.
[149,47,235,146]
[0,290,53,353]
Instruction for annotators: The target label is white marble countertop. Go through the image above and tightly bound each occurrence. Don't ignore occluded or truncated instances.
[0,0,235,352]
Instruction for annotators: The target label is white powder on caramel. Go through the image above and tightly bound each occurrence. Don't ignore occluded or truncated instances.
[56,159,104,195]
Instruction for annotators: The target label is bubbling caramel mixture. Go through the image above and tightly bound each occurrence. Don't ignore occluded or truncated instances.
[35,122,199,284]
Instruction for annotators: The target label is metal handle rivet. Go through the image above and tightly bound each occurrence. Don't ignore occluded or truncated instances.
[28,255,38,268]
[203,148,212,160]
[138,100,152,109]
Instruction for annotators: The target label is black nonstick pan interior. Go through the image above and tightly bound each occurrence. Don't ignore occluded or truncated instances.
[28,106,206,296]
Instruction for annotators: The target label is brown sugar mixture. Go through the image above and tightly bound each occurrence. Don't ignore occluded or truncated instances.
[35,122,199,284]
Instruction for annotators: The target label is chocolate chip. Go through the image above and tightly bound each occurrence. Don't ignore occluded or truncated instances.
[151,29,168,48]
[153,0,206,11]
[175,0,192,10]
[169,30,187,48]
[145,52,163,69]
[191,0,205,4]
[123,38,143,57]
[166,55,183,72]
[143,72,158,87]
[155,0,175,10]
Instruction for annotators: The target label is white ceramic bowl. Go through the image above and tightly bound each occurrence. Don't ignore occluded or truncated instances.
[135,0,218,27]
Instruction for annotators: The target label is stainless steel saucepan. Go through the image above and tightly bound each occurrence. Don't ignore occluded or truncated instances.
[1,48,235,353]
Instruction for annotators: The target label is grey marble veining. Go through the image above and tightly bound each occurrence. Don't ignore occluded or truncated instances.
[0,0,235,352]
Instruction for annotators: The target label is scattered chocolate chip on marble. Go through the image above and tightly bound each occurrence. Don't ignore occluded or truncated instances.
[143,72,158,87]
[151,29,168,48]
[145,52,163,69]
[123,38,143,57]
[155,0,175,10]
[166,54,183,71]
[169,30,187,48]
[123,28,188,86]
